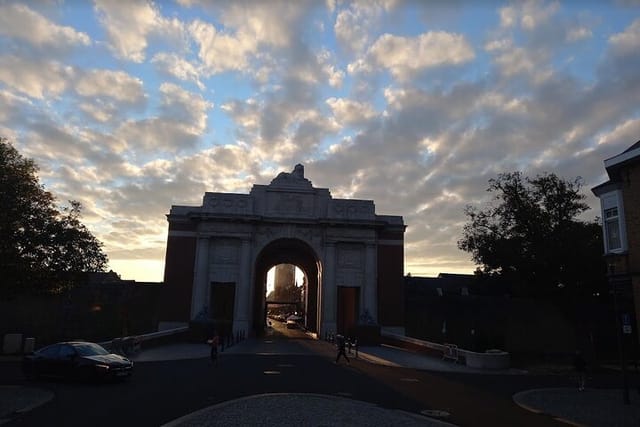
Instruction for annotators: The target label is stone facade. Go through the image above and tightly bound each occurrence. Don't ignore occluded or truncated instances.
[592,140,640,344]
[158,165,406,338]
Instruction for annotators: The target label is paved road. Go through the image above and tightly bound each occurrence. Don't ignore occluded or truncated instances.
[1,324,633,426]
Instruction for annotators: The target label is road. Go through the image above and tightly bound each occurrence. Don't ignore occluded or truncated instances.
[1,323,586,426]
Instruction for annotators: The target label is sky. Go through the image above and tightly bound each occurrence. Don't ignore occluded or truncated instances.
[1,0,639,282]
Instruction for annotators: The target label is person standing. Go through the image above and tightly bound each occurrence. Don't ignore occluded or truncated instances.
[335,334,350,364]
[573,350,587,391]
[209,331,220,366]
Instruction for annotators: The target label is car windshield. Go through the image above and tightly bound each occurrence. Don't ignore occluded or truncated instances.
[73,342,110,356]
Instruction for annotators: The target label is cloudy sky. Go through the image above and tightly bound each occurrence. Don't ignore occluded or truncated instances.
[1,0,639,282]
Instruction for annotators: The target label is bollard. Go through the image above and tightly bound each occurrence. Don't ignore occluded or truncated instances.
[23,337,35,354]
[3,334,23,355]
[355,339,358,358]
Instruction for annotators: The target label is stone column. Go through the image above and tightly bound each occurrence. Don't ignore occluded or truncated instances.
[321,242,336,335]
[234,237,252,334]
[364,243,378,323]
[190,237,210,319]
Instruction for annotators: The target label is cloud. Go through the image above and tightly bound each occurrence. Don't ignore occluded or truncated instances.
[151,52,205,89]
[520,0,559,31]
[75,69,145,104]
[326,97,377,126]
[2,1,640,281]
[79,100,119,124]
[484,38,513,52]
[188,19,257,75]
[596,118,640,148]
[500,0,559,31]
[158,82,212,132]
[221,98,262,134]
[0,3,90,49]
[566,26,592,42]
[94,0,185,62]
[0,56,73,99]
[0,89,33,125]
[609,18,640,55]
[334,1,386,54]
[358,32,475,80]
[218,0,308,48]
[493,47,540,77]
[113,83,212,153]
[186,1,311,77]
[317,49,345,88]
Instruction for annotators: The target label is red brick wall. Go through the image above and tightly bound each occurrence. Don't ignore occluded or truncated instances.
[158,232,196,322]
[377,243,404,327]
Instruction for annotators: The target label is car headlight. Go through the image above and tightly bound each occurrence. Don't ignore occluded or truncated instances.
[95,364,110,370]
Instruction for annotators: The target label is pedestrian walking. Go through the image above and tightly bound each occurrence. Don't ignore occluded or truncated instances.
[573,350,587,391]
[209,331,220,366]
[335,334,350,364]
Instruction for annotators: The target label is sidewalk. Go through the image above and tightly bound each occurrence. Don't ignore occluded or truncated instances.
[356,343,526,374]
[514,387,640,427]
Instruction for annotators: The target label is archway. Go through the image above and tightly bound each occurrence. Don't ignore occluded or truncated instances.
[253,238,320,336]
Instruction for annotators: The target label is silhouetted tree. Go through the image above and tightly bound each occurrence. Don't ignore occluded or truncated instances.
[0,137,108,297]
[458,171,606,298]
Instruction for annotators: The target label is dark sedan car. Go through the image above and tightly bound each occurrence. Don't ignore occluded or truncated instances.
[22,341,133,381]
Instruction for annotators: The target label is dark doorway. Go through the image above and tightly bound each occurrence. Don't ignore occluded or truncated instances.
[337,286,359,335]
[211,282,235,336]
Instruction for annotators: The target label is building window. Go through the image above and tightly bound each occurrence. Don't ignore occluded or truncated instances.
[599,190,627,254]
[605,207,621,250]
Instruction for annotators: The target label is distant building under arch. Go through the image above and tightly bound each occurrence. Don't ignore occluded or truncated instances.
[158,165,406,338]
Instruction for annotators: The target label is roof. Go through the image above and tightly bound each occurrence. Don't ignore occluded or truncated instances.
[623,140,640,153]
[593,140,640,194]
[604,139,640,172]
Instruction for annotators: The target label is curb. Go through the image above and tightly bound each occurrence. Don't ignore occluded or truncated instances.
[512,389,586,427]
[0,386,54,426]
[161,393,457,427]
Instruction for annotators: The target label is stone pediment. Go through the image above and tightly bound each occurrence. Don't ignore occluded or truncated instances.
[172,164,390,224]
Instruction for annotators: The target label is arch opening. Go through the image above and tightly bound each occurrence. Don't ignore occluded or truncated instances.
[253,239,320,336]
[266,264,306,324]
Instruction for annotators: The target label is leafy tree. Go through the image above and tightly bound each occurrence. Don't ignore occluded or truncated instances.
[458,171,606,298]
[0,137,108,297]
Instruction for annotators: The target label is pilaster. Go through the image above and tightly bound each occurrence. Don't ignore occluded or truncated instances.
[234,238,252,334]
[321,242,337,335]
[364,242,378,322]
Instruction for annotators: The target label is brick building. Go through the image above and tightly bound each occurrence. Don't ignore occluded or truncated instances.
[592,140,640,343]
